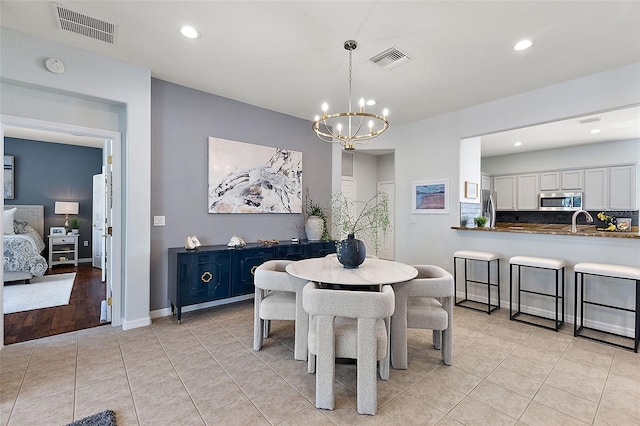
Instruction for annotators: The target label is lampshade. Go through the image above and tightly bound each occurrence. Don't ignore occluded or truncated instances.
[54,201,79,215]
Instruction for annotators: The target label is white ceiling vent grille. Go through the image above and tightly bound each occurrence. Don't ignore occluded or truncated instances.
[54,3,117,44]
[369,47,410,70]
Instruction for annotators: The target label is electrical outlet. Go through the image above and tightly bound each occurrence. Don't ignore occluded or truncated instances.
[84,240,89,247]
[153,216,166,226]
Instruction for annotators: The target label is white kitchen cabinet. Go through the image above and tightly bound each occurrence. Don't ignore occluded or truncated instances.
[481,174,491,191]
[584,165,637,210]
[539,172,560,191]
[584,168,608,210]
[493,175,516,210]
[517,174,539,210]
[561,170,584,190]
[609,165,636,209]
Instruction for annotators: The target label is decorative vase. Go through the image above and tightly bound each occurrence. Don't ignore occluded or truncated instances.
[336,234,366,268]
[305,216,324,241]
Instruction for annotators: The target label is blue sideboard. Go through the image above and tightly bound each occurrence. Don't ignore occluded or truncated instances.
[168,240,336,323]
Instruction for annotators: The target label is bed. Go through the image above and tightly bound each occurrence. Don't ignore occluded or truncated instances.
[4,205,48,283]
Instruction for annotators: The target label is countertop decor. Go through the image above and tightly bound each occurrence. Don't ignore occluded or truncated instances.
[451,222,640,239]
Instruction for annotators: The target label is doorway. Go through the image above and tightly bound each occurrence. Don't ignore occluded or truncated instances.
[1,116,122,346]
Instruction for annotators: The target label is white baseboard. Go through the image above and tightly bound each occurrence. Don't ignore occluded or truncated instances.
[151,294,254,320]
[122,316,152,330]
[456,290,635,338]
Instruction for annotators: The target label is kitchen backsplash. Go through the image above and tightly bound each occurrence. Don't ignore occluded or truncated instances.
[496,210,639,226]
[460,202,482,227]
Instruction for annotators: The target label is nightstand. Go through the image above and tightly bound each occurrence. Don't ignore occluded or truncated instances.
[48,234,79,268]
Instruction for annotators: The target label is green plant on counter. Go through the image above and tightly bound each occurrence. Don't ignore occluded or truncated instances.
[474,216,488,227]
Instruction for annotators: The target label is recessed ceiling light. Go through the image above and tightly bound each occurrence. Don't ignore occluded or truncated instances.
[514,141,523,146]
[366,100,376,106]
[180,25,200,39]
[514,39,533,51]
[590,129,601,134]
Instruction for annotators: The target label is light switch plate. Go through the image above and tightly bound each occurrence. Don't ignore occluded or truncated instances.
[153,216,166,226]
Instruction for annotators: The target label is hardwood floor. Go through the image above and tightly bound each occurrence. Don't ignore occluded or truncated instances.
[3,263,107,345]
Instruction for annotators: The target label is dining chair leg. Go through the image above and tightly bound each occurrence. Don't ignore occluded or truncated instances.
[253,289,264,351]
[357,318,378,415]
[315,315,335,410]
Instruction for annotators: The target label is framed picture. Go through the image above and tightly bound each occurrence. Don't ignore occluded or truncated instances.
[412,180,449,214]
[4,155,14,200]
[465,181,478,199]
[50,227,66,235]
[207,137,303,214]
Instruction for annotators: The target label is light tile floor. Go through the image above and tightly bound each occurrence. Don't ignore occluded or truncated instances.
[1,301,639,425]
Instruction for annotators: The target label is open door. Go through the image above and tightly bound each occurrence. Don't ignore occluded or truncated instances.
[101,139,113,323]
[92,173,106,275]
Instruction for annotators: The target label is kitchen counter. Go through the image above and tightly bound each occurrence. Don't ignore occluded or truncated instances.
[451,222,640,239]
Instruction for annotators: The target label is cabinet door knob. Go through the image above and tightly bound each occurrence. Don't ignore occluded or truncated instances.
[250,265,258,276]
[201,271,213,283]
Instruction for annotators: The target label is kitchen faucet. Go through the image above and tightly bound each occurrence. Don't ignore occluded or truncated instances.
[571,210,593,233]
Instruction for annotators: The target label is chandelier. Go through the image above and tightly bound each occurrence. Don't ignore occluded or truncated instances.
[312,40,389,150]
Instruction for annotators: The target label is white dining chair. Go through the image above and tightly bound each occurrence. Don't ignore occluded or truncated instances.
[303,281,395,415]
[253,260,309,361]
[391,265,454,369]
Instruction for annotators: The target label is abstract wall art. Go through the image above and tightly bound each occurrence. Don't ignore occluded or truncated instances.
[208,137,302,213]
[412,179,449,214]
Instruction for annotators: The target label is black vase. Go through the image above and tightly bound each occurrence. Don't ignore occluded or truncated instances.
[336,234,366,268]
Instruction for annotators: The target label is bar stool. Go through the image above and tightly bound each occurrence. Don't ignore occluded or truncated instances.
[453,250,501,314]
[509,256,565,331]
[574,262,640,353]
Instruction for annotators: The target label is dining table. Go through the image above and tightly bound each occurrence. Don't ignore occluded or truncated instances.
[285,255,418,290]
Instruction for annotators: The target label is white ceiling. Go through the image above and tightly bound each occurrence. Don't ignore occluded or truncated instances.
[1,1,639,155]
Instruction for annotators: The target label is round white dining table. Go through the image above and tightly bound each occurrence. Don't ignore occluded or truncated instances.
[286,255,418,288]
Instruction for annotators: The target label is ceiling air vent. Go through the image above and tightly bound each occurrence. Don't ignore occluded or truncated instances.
[369,47,410,70]
[578,117,601,124]
[53,3,117,44]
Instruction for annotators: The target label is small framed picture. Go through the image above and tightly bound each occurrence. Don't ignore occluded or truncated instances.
[412,180,449,214]
[616,218,631,232]
[465,181,478,199]
[50,227,66,235]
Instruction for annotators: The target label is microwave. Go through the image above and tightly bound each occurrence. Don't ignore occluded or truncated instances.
[539,192,582,211]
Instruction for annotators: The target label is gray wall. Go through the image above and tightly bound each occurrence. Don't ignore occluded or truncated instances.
[5,138,102,259]
[150,79,332,310]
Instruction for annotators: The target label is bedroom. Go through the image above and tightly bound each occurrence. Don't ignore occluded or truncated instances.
[3,137,106,344]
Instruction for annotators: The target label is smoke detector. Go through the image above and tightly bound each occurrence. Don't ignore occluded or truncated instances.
[370,47,411,70]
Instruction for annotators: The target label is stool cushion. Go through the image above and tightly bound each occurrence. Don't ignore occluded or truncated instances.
[454,250,500,261]
[575,262,640,280]
[510,256,565,270]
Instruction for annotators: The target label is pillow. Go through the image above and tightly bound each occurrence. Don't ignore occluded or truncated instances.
[14,220,28,234]
[4,208,16,235]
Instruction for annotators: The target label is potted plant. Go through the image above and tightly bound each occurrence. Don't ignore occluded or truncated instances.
[70,217,81,234]
[303,187,329,241]
[474,216,488,228]
[331,191,391,267]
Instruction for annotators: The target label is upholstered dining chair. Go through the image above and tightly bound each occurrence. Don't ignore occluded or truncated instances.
[391,265,454,369]
[302,281,395,415]
[253,260,309,361]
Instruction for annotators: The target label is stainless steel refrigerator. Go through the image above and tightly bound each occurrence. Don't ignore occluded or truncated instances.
[481,189,497,228]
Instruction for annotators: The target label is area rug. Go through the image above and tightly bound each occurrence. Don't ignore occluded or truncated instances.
[3,272,76,314]
[66,410,116,426]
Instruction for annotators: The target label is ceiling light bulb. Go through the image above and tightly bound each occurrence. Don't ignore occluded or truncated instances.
[368,120,374,129]
[322,102,328,112]
[514,141,522,146]
[382,108,389,117]
[180,26,200,39]
[590,129,601,134]
[359,98,365,108]
[514,39,533,51]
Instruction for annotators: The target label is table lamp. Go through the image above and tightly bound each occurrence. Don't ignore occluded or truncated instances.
[55,201,79,234]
